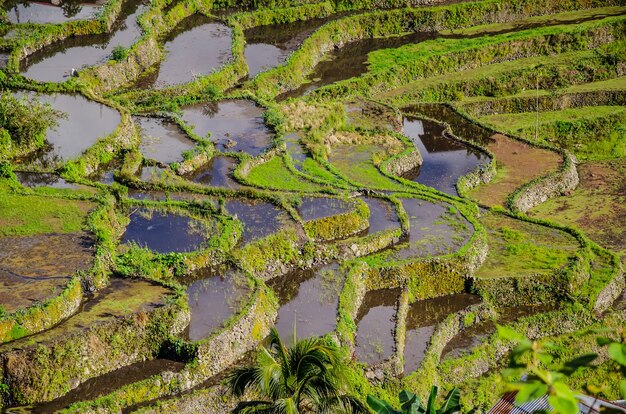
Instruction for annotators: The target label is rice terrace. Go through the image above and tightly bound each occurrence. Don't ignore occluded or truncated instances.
[0,0,625,412]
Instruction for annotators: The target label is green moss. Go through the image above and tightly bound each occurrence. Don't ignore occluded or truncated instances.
[245,155,324,192]
[0,192,94,237]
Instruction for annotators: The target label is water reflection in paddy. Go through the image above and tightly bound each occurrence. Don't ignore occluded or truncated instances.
[404,293,481,373]
[4,0,101,24]
[31,358,185,413]
[363,197,399,234]
[268,263,342,343]
[278,32,435,100]
[121,208,211,253]
[225,199,291,244]
[244,17,334,77]
[15,172,81,189]
[185,267,249,342]
[14,92,120,169]
[297,197,353,221]
[185,156,240,189]
[181,100,272,156]
[441,304,555,360]
[285,132,308,171]
[146,15,232,87]
[135,116,196,165]
[355,288,400,365]
[402,117,487,195]
[392,198,472,260]
[404,104,495,145]
[20,2,148,83]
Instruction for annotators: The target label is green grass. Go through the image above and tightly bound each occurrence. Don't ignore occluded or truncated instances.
[480,106,626,131]
[368,14,626,74]
[246,156,324,192]
[0,192,94,237]
[439,6,626,37]
[328,144,407,191]
[477,213,579,279]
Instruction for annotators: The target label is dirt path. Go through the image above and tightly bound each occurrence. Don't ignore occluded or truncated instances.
[530,159,626,261]
[468,134,562,207]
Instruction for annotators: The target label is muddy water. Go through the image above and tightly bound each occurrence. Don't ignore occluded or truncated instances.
[297,197,353,221]
[441,305,554,360]
[135,116,196,165]
[91,160,120,184]
[0,232,94,279]
[0,273,68,314]
[15,172,82,189]
[138,165,167,182]
[185,156,240,189]
[355,288,400,365]
[121,208,211,253]
[268,263,342,343]
[21,2,148,83]
[363,197,399,234]
[244,17,335,77]
[181,100,272,156]
[30,359,185,413]
[185,267,250,342]
[402,117,488,195]
[0,278,169,351]
[147,15,232,87]
[0,53,9,69]
[4,0,101,24]
[225,198,290,244]
[404,104,494,145]
[278,32,435,100]
[392,198,472,260]
[404,293,481,373]
[15,92,121,169]
[285,132,308,171]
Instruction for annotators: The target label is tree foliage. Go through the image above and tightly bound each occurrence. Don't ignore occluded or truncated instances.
[226,327,367,414]
[0,93,64,151]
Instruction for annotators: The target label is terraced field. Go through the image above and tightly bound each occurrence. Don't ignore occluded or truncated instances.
[0,0,624,412]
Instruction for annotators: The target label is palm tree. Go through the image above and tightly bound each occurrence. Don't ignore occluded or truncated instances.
[367,387,461,414]
[227,327,367,414]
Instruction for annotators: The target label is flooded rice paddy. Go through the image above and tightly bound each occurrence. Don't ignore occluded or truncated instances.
[135,116,196,165]
[402,117,487,195]
[186,267,250,342]
[225,198,292,244]
[278,32,435,100]
[181,100,272,156]
[404,294,481,373]
[4,0,101,24]
[355,288,400,365]
[268,263,342,343]
[244,16,335,77]
[121,208,212,253]
[20,2,148,82]
[297,197,353,221]
[392,198,472,260]
[185,156,241,189]
[363,197,399,234]
[15,92,120,168]
[144,15,232,87]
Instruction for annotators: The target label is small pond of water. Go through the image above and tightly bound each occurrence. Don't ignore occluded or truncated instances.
[121,208,211,253]
[20,2,147,83]
[268,263,342,343]
[355,288,400,365]
[404,293,481,373]
[402,117,488,195]
[185,267,250,342]
[181,100,272,156]
[135,116,196,165]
